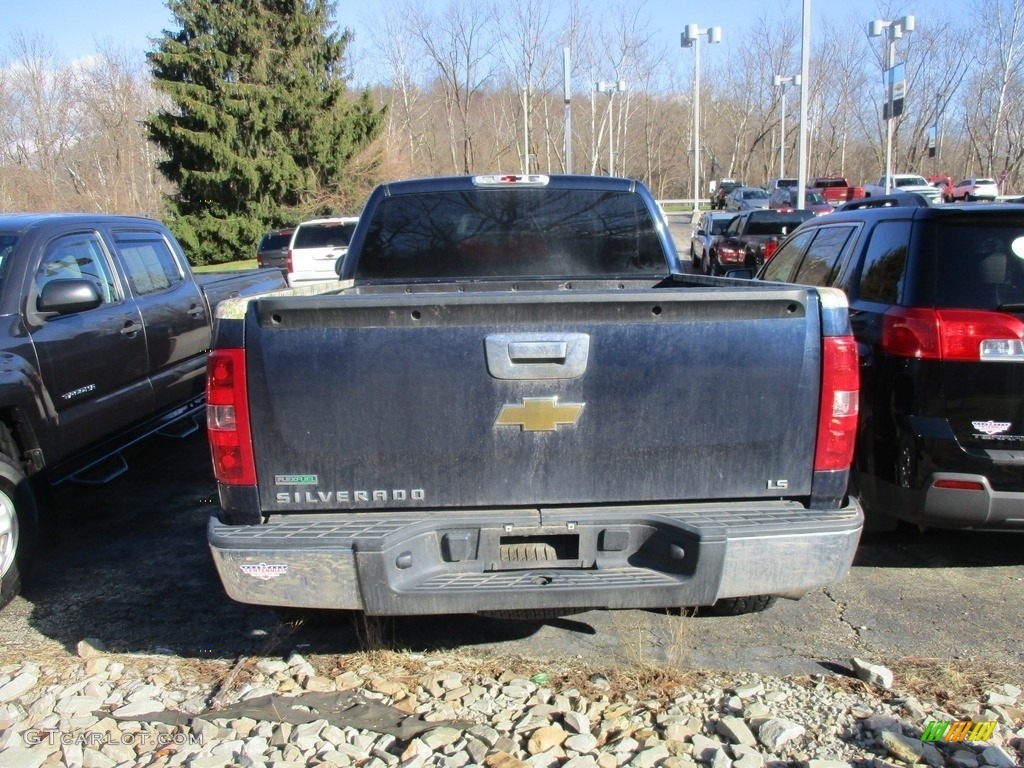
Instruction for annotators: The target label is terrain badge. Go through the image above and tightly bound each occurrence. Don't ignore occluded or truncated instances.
[972,420,1011,436]
[240,563,288,580]
[495,397,584,432]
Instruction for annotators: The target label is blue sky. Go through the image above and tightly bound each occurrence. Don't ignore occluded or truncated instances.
[2,1,931,70]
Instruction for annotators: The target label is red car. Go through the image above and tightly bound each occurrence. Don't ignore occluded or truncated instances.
[927,175,954,202]
[768,187,833,216]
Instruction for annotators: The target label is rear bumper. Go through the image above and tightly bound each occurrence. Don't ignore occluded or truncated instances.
[208,500,863,615]
[918,473,1024,528]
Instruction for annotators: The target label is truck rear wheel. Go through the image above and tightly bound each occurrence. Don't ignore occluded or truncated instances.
[704,594,776,616]
[0,451,38,610]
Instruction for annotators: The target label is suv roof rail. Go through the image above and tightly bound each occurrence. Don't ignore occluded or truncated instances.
[838,192,932,211]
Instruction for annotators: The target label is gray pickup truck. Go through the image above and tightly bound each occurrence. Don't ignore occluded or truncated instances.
[0,213,286,608]
[206,174,863,618]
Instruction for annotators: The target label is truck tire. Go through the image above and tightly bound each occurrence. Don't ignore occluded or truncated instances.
[0,451,38,610]
[704,594,776,616]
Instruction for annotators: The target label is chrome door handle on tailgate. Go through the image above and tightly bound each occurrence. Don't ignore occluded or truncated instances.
[485,333,590,379]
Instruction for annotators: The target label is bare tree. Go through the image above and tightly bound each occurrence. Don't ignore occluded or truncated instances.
[407,0,499,174]
[963,0,1024,179]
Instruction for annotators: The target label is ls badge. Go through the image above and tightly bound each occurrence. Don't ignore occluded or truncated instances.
[495,397,585,432]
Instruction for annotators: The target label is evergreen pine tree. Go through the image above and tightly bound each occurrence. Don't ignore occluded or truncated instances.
[146,0,383,264]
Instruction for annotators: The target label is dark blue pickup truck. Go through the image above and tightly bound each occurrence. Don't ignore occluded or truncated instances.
[0,213,286,608]
[205,174,863,618]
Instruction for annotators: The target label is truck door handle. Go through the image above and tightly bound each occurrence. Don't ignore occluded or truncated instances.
[187,304,205,318]
[120,320,142,336]
[485,333,590,380]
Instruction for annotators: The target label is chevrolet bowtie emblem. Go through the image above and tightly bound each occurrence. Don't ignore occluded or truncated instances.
[494,397,585,432]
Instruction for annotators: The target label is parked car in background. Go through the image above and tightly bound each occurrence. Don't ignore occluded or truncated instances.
[752,194,1024,531]
[927,175,954,202]
[706,208,812,274]
[286,216,359,287]
[765,178,798,195]
[689,211,734,270]
[808,176,865,207]
[256,227,294,272]
[712,179,743,209]
[724,186,770,212]
[863,174,942,203]
[768,188,833,216]
[949,178,999,202]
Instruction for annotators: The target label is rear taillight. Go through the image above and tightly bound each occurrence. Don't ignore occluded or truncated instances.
[882,307,1024,361]
[762,238,779,262]
[718,243,743,263]
[206,349,256,485]
[814,335,859,472]
[285,249,293,274]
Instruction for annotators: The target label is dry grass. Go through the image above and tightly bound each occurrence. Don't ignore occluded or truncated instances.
[889,657,1024,705]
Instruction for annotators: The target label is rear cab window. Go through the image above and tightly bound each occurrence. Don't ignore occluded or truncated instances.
[354,188,666,280]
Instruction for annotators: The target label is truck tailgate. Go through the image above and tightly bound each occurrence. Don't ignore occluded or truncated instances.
[245,284,822,512]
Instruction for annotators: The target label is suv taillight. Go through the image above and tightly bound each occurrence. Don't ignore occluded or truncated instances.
[207,349,256,485]
[814,336,859,472]
[882,308,1024,361]
[762,238,779,262]
[285,248,294,274]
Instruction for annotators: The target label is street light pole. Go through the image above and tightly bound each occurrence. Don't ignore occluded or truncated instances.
[869,15,915,194]
[596,80,626,176]
[773,74,800,178]
[682,24,722,216]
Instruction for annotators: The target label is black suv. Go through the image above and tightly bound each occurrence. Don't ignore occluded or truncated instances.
[753,194,1024,530]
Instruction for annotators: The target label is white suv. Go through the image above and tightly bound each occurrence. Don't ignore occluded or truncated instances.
[286,216,359,287]
[949,178,999,202]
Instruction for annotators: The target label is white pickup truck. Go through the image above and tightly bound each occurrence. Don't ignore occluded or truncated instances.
[863,174,942,203]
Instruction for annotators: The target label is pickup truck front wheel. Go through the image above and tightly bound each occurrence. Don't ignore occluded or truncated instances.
[0,453,37,610]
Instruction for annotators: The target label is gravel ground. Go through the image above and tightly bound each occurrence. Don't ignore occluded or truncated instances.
[0,642,1022,768]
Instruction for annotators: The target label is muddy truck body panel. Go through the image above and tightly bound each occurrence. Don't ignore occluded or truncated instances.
[206,175,862,616]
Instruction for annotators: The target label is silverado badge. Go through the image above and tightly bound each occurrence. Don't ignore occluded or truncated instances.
[495,397,584,432]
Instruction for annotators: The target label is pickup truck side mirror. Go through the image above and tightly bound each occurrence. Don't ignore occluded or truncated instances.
[37,279,104,315]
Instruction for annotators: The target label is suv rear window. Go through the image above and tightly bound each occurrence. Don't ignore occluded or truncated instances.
[927,219,1024,310]
[355,188,666,280]
[260,232,291,250]
[294,222,356,249]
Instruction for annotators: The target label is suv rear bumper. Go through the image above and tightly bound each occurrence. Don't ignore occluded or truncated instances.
[208,501,863,615]
[918,473,1024,528]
